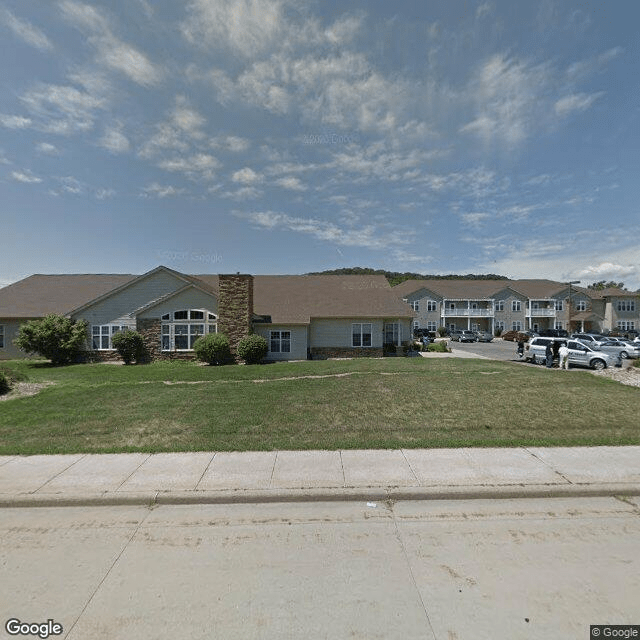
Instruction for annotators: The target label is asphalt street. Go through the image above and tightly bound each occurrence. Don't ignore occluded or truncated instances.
[2,496,639,640]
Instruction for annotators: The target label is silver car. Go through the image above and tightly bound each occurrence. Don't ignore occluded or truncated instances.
[566,340,619,369]
[596,340,640,360]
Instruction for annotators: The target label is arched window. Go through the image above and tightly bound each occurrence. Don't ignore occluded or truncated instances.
[160,309,217,351]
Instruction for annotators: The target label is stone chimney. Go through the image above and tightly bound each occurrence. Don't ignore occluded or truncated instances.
[217,274,254,355]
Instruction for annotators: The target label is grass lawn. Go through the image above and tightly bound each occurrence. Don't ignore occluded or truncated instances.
[0,357,638,455]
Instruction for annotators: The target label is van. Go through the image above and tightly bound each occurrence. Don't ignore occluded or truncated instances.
[525,337,619,369]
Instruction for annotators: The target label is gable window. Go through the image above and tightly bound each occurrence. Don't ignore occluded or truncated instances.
[91,324,135,350]
[575,300,587,312]
[270,330,291,353]
[554,300,564,311]
[161,309,217,351]
[352,323,372,347]
[410,300,419,311]
[617,300,635,312]
[0,324,4,348]
[427,300,437,312]
[511,300,521,312]
[495,300,504,312]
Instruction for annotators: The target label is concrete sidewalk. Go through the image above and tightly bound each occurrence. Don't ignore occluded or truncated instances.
[1,446,639,507]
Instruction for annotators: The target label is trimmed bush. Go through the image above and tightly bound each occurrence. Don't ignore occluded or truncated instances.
[0,370,9,394]
[437,326,448,337]
[111,330,147,364]
[193,333,232,365]
[237,334,268,364]
[14,315,88,366]
[427,341,449,352]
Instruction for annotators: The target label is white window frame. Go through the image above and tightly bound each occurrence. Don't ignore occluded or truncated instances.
[384,322,400,345]
[496,321,505,331]
[161,309,217,351]
[412,320,419,330]
[427,321,437,331]
[352,323,372,347]
[410,300,419,312]
[91,324,135,350]
[617,321,635,331]
[575,300,587,312]
[270,330,291,353]
[427,300,437,312]
[511,300,521,312]
[495,300,504,312]
[555,322,564,330]
[554,300,564,311]
[512,321,522,331]
[617,300,636,312]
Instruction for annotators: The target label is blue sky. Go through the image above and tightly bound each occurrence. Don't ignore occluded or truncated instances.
[1,0,639,289]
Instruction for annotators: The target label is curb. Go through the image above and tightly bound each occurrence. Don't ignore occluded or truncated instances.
[1,483,639,508]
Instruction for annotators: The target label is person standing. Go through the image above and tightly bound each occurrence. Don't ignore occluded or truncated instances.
[559,343,570,369]
[545,342,553,368]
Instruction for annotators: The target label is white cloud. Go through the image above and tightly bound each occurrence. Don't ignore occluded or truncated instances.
[1,8,53,51]
[99,126,130,153]
[222,186,262,200]
[461,212,490,227]
[95,188,116,199]
[237,210,409,249]
[554,92,603,117]
[577,262,637,281]
[36,142,59,155]
[11,170,42,184]
[232,167,262,184]
[158,153,221,180]
[275,176,306,191]
[60,0,163,87]
[141,183,185,198]
[0,114,32,129]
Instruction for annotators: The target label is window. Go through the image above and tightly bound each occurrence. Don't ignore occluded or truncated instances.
[409,300,419,311]
[270,330,291,353]
[512,321,522,331]
[427,321,437,331]
[471,322,480,331]
[470,302,478,310]
[413,320,419,330]
[160,309,217,351]
[496,321,505,331]
[531,301,540,310]
[352,323,372,347]
[0,324,4,348]
[511,300,521,312]
[495,300,504,312]
[555,322,564,330]
[448,302,456,310]
[427,300,437,312]
[384,323,400,345]
[617,300,636,312]
[575,300,586,312]
[554,300,564,311]
[91,324,134,350]
[617,321,635,331]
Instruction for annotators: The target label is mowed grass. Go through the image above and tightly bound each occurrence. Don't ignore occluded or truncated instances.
[0,357,638,454]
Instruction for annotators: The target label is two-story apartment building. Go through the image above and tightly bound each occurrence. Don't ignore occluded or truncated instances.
[394,279,639,335]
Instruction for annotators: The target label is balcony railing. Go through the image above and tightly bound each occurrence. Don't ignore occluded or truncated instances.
[441,309,494,317]
[526,309,557,317]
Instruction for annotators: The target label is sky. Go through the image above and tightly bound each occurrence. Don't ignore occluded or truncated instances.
[1,0,639,289]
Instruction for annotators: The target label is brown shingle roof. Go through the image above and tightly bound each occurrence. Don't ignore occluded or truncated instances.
[0,274,136,318]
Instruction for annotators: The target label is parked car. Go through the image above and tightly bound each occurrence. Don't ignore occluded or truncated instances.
[501,330,530,342]
[458,330,478,343]
[525,338,619,369]
[539,328,569,337]
[449,330,463,341]
[570,333,606,346]
[596,340,640,359]
[474,331,493,342]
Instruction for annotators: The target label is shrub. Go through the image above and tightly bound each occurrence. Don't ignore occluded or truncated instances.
[193,333,232,365]
[14,315,88,366]
[0,370,9,394]
[437,326,448,337]
[427,341,449,353]
[111,330,147,364]
[237,334,268,364]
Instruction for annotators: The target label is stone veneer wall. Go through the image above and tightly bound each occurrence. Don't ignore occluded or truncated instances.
[217,274,254,356]
[310,347,384,359]
[137,318,162,361]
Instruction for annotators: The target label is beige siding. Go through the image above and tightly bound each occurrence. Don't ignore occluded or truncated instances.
[310,318,410,348]
[139,289,218,319]
[254,325,308,361]
[70,271,187,325]
[0,319,33,360]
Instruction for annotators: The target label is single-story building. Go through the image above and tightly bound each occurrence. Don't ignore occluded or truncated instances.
[0,266,415,361]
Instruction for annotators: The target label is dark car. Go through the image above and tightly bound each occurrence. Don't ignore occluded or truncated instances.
[474,331,493,342]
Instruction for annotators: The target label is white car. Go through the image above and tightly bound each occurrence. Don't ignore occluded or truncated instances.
[597,340,640,359]
[525,337,619,369]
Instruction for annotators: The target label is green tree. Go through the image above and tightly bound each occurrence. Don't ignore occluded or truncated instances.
[237,334,268,364]
[587,280,626,291]
[15,315,88,366]
[193,333,232,365]
[111,330,147,364]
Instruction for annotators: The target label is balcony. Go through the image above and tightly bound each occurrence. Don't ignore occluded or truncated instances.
[441,308,494,317]
[525,309,557,317]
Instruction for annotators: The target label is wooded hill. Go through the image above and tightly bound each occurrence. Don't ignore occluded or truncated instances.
[306,267,509,286]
